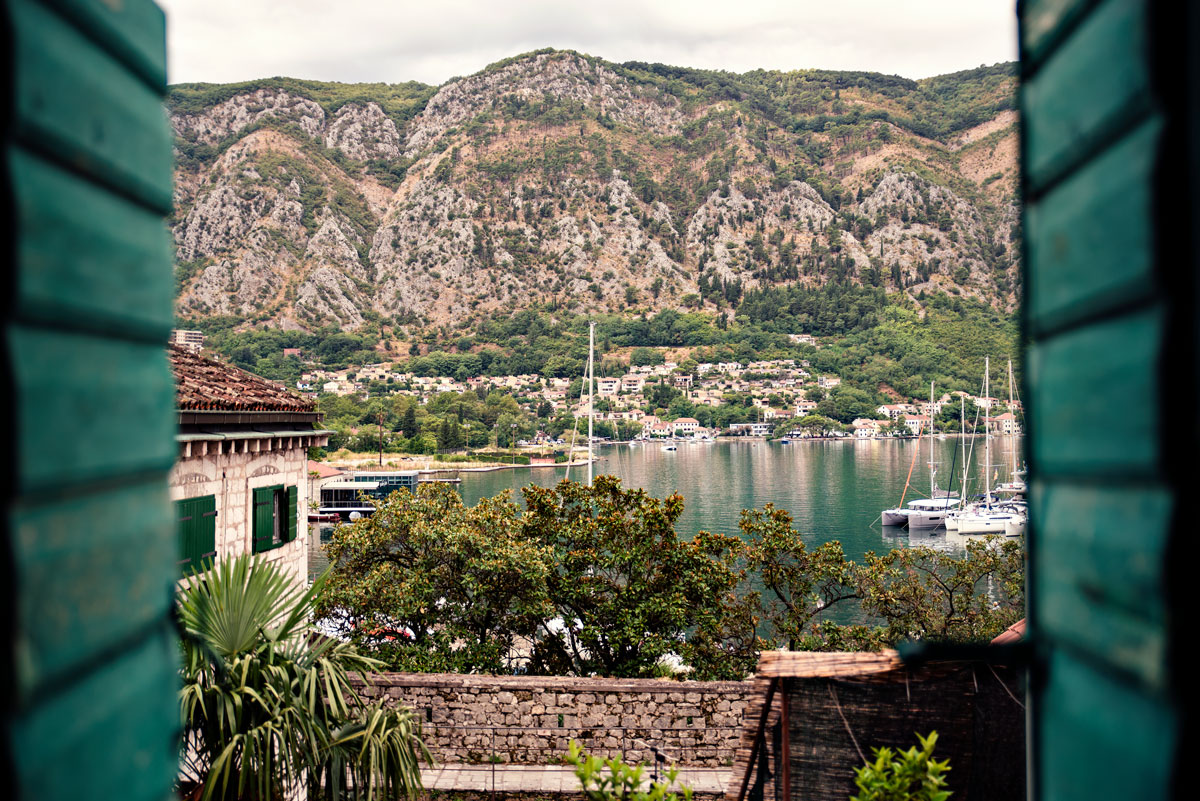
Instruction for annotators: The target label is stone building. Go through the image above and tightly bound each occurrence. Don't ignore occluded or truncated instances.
[168,346,331,587]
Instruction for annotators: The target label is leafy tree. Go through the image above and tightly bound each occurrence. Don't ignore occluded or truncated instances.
[316,484,554,673]
[630,347,664,367]
[520,477,743,677]
[400,404,418,437]
[741,505,868,651]
[857,536,1024,643]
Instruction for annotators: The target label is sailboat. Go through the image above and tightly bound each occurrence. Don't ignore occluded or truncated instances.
[954,357,1026,535]
[564,322,597,487]
[881,435,922,527]
[944,395,970,532]
[908,381,958,529]
[994,359,1027,497]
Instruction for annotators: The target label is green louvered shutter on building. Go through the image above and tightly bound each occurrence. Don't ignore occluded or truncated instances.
[253,485,280,553]
[286,485,299,542]
[176,498,196,574]
[196,495,218,565]
[1020,1,1191,799]
[176,495,217,573]
[2,1,178,799]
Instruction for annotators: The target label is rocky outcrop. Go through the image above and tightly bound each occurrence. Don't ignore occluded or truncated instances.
[325,103,403,161]
[403,52,684,157]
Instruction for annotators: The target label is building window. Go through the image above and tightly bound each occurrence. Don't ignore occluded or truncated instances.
[176,495,217,575]
[253,484,298,553]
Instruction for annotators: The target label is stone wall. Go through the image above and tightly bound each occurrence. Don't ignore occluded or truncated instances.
[352,672,753,767]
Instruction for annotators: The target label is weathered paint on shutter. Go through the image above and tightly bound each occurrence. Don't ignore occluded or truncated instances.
[197,496,218,564]
[1020,0,1190,798]
[286,485,299,542]
[3,2,177,799]
[176,499,196,574]
[177,495,217,573]
[253,486,277,553]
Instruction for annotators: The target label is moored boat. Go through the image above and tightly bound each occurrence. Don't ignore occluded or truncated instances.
[907,497,962,529]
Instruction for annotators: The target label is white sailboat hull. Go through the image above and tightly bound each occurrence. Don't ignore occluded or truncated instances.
[881,509,911,527]
[908,510,950,529]
[955,512,1018,535]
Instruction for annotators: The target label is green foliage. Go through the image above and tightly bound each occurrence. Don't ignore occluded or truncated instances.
[177,555,427,801]
[521,477,744,677]
[857,536,1024,644]
[566,740,693,801]
[851,731,952,801]
[313,477,1023,680]
[742,505,868,651]
[316,484,554,673]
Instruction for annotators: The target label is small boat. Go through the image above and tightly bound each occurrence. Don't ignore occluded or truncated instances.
[663,444,677,452]
[780,438,791,444]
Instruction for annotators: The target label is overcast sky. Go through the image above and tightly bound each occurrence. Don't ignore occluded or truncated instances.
[159,0,1017,87]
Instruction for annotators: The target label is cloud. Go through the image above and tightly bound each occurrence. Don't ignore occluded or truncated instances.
[159,0,1017,86]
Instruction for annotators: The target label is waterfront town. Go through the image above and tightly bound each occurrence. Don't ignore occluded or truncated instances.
[288,353,1021,442]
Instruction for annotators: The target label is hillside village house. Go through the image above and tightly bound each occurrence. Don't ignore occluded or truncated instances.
[672,417,700,436]
[168,346,331,587]
[596,377,621,396]
[987,412,1021,435]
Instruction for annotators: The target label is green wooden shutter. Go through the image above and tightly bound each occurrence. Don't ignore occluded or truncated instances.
[253,486,276,553]
[1020,2,1188,800]
[176,499,195,574]
[4,1,177,799]
[286,485,299,542]
[195,494,217,566]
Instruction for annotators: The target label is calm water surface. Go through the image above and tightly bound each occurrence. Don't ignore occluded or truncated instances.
[309,436,1023,579]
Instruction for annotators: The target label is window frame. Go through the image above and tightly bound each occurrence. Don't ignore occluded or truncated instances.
[253,483,298,553]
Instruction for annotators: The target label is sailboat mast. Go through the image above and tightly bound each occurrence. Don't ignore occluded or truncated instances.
[928,380,935,497]
[587,322,594,487]
[1007,358,1018,477]
[961,395,968,507]
[984,356,991,507]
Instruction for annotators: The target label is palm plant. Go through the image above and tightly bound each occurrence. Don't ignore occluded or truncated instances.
[178,554,427,801]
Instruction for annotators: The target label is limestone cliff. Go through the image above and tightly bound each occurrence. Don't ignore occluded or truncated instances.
[169,51,1019,332]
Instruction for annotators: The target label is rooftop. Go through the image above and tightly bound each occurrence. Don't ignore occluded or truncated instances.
[168,345,316,413]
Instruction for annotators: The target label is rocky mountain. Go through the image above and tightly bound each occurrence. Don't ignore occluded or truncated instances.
[169,50,1019,335]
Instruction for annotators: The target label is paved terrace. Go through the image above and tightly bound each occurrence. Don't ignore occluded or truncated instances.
[422,764,730,795]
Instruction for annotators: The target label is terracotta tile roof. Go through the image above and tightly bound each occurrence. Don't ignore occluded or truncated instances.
[990,618,1026,645]
[307,460,344,479]
[168,345,316,412]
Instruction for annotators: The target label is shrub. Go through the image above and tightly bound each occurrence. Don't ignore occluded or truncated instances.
[850,731,951,801]
[566,741,693,801]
